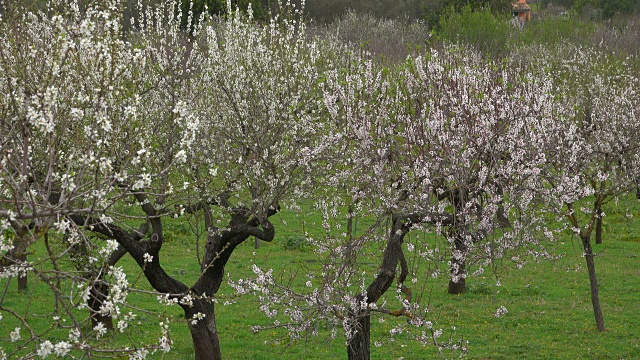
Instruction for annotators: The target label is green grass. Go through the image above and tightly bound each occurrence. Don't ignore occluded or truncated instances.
[1,196,639,359]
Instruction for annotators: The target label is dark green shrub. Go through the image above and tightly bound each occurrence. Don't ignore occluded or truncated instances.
[436,5,512,57]
[515,14,597,46]
[595,0,637,18]
[175,0,272,30]
[282,236,312,251]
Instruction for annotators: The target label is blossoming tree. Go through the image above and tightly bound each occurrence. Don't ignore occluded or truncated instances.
[336,46,556,358]
[0,1,340,359]
[0,0,154,352]
[535,44,640,331]
[237,45,557,359]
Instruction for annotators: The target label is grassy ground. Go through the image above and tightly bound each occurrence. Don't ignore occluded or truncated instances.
[1,195,639,359]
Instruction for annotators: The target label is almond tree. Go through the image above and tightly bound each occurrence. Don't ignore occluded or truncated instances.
[0,1,340,358]
[0,0,158,323]
[536,44,640,331]
[135,4,342,358]
[0,1,171,357]
[79,4,340,360]
[238,44,556,360]
[416,49,559,295]
[338,46,554,358]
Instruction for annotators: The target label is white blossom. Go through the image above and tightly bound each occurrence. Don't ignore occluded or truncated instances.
[494,306,509,317]
[9,327,20,342]
[53,341,71,357]
[37,341,54,358]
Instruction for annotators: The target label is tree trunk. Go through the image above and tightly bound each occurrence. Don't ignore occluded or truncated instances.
[347,206,354,240]
[344,213,417,360]
[347,314,370,360]
[496,185,511,228]
[595,204,603,245]
[448,255,466,295]
[448,236,467,295]
[9,234,29,291]
[595,217,603,244]
[65,234,115,329]
[187,301,221,360]
[88,278,114,330]
[581,234,605,331]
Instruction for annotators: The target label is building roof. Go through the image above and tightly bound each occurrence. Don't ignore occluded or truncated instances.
[512,0,531,12]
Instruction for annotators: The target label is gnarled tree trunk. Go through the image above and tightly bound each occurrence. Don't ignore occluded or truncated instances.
[186,299,221,360]
[345,213,420,360]
[185,206,276,359]
[71,199,277,359]
[347,314,370,360]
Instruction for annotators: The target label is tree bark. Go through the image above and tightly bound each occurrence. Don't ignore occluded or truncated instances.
[448,234,467,295]
[347,314,370,360]
[448,256,466,295]
[345,213,423,360]
[595,204,603,245]
[187,301,221,360]
[188,207,276,359]
[11,235,28,291]
[581,234,605,331]
[87,277,114,330]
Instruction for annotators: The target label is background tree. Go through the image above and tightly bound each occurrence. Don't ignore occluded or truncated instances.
[404,46,554,295]
[535,44,640,331]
